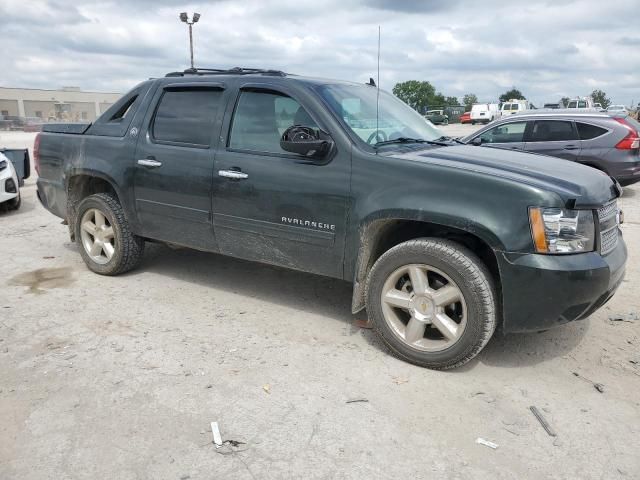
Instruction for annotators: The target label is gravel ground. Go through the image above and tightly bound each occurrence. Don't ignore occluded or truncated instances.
[1,129,639,479]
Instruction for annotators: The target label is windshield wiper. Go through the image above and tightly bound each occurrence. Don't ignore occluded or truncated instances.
[435,135,465,144]
[374,137,449,148]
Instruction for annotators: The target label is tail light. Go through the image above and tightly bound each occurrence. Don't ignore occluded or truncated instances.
[614,118,640,150]
[33,133,41,175]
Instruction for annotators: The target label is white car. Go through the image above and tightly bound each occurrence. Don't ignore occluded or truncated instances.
[607,105,629,114]
[0,151,21,210]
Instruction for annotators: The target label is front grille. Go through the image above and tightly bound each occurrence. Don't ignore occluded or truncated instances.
[600,227,618,255]
[598,201,617,222]
[598,200,619,255]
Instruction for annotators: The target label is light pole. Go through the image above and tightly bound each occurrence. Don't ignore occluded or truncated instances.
[179,12,200,70]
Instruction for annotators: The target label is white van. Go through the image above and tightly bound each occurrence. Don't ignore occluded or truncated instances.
[500,99,529,117]
[470,103,499,124]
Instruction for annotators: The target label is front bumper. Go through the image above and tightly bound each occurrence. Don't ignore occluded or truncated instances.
[0,162,19,204]
[498,231,627,333]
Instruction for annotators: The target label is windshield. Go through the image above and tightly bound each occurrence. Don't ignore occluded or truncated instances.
[315,84,441,146]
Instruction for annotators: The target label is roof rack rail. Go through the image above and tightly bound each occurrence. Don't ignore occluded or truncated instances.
[165,67,287,77]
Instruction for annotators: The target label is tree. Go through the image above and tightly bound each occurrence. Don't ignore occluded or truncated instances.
[499,88,526,103]
[392,80,436,113]
[560,97,571,108]
[590,89,611,109]
[463,93,478,110]
[444,96,460,106]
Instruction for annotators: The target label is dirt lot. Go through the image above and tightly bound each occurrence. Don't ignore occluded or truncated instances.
[1,129,639,479]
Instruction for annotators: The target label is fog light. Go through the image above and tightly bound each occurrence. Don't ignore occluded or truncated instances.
[5,178,17,194]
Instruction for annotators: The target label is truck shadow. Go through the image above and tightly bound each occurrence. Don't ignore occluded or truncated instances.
[472,322,589,370]
[129,243,586,369]
[140,243,355,322]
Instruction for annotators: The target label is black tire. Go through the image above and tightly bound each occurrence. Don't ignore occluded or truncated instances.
[75,193,145,275]
[365,238,496,370]
[6,191,20,210]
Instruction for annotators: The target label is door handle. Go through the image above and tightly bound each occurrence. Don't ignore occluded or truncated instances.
[218,169,248,180]
[563,145,579,150]
[137,159,162,168]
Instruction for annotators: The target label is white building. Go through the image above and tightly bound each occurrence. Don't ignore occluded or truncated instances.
[0,86,122,122]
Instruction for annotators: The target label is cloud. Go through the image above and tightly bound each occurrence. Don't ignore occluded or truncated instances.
[0,0,638,106]
[365,0,462,13]
[616,36,640,46]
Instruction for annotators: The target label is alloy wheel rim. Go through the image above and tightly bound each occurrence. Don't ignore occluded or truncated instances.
[80,208,115,265]
[380,263,467,352]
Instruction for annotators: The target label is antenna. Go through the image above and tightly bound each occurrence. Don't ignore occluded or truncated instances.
[376,25,380,154]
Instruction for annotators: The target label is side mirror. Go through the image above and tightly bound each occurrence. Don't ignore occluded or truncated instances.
[471,136,483,146]
[280,125,332,158]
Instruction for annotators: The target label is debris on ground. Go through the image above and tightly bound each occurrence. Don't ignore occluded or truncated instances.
[607,312,638,323]
[471,392,496,403]
[263,383,271,394]
[391,376,409,385]
[572,372,605,393]
[345,398,369,404]
[211,421,223,448]
[475,438,498,449]
[529,406,557,437]
[209,421,247,455]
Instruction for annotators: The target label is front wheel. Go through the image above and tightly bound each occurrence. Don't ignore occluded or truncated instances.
[365,238,496,370]
[75,193,145,275]
[443,118,449,125]
[6,191,20,210]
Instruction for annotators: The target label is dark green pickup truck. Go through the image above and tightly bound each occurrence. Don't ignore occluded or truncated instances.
[35,67,627,369]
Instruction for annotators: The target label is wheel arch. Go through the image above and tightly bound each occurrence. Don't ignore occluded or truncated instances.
[65,170,127,241]
[350,217,502,318]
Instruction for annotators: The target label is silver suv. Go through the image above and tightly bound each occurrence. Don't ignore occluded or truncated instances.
[463,111,640,186]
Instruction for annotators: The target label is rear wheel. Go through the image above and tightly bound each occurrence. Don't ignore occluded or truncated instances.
[75,193,144,275]
[365,238,496,370]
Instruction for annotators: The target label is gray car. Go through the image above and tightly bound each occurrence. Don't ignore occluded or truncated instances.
[462,111,640,186]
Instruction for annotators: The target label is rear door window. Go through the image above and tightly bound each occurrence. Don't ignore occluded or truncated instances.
[152,88,223,147]
[528,120,578,142]
[478,121,527,143]
[576,122,608,140]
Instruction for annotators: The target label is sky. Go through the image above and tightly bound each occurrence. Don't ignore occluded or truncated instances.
[1,0,639,106]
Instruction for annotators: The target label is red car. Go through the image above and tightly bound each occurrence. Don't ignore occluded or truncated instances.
[459,111,472,124]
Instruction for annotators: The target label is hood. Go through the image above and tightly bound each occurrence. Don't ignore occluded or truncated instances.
[387,145,619,207]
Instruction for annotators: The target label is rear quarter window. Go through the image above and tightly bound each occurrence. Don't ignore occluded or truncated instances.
[576,122,608,140]
[152,88,223,146]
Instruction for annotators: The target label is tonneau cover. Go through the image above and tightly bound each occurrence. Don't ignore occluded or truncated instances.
[42,123,91,134]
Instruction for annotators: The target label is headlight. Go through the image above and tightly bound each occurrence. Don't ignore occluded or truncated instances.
[529,207,595,254]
